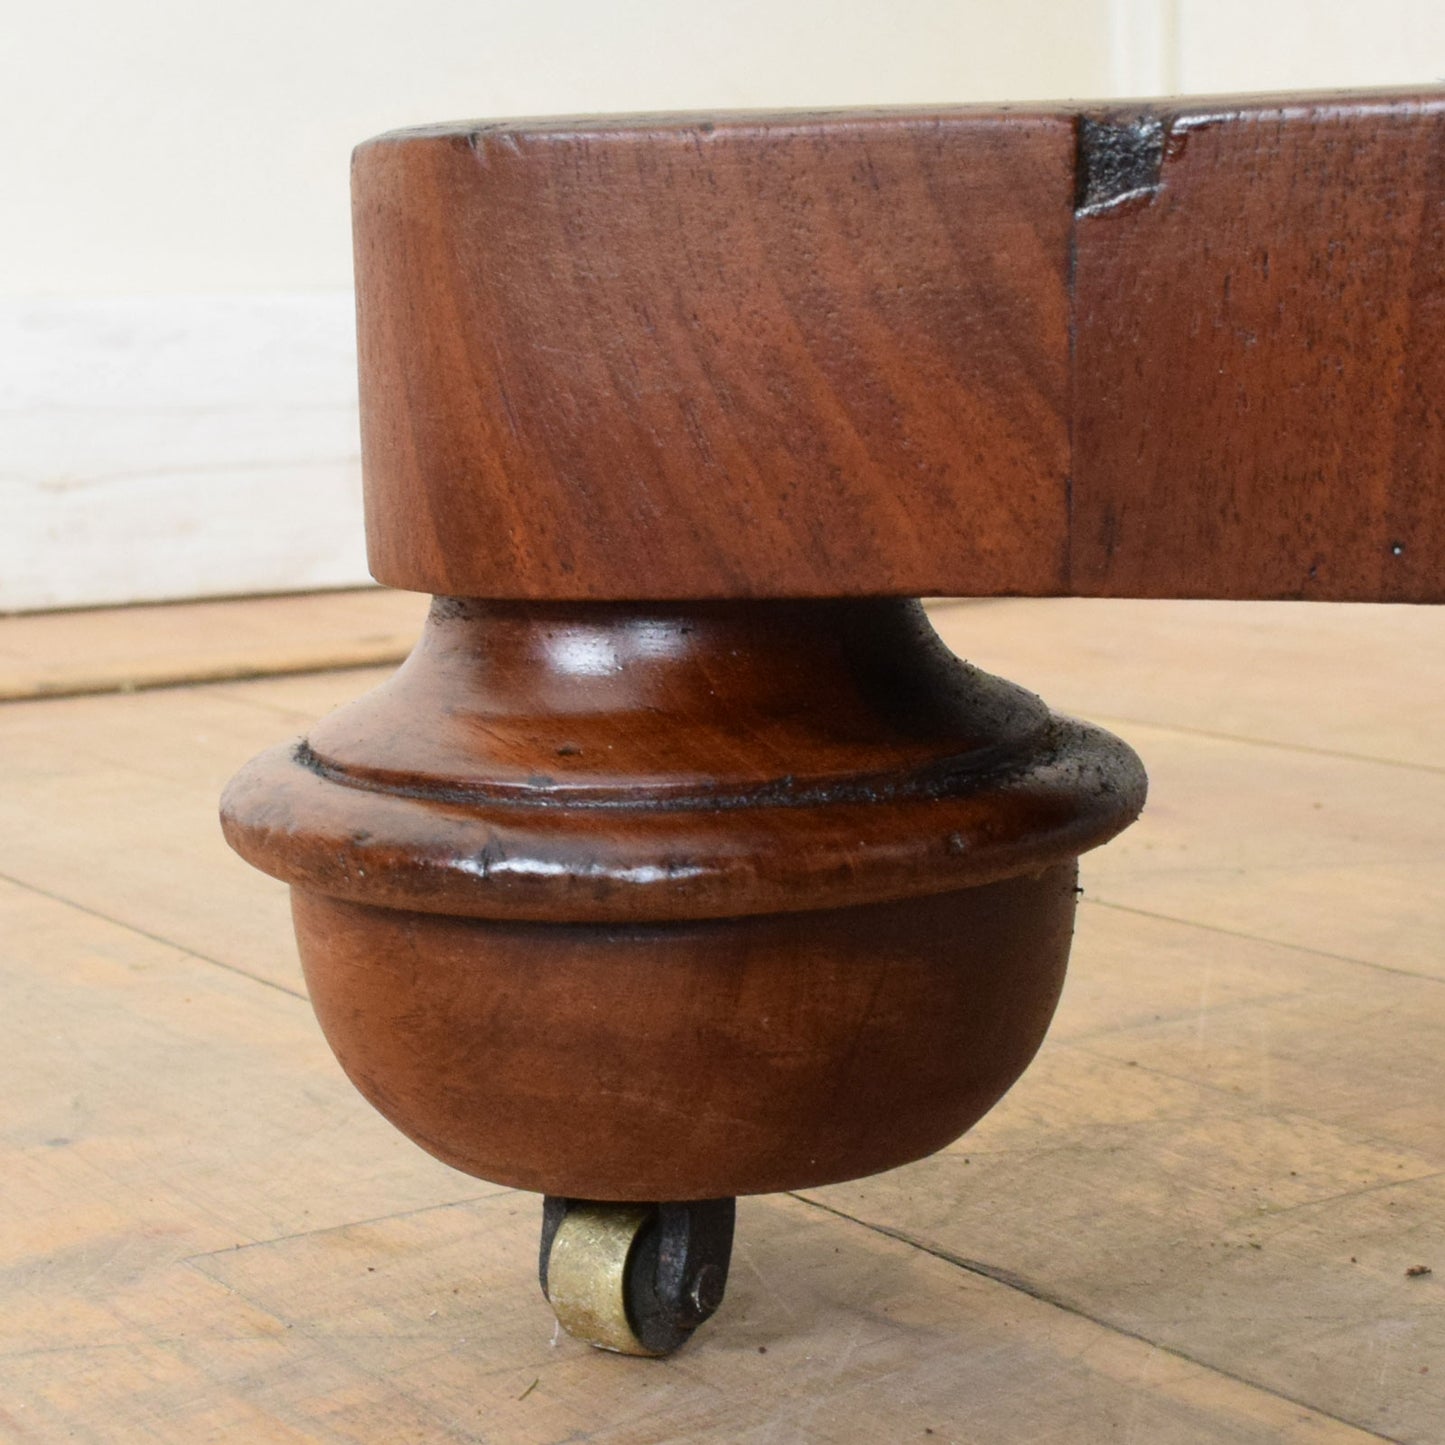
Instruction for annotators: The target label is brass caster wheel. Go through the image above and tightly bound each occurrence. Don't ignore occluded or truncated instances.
[539,1197,736,1357]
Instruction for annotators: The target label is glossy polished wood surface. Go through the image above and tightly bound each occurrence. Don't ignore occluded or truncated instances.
[354,90,1444,603]
[222,600,1145,923]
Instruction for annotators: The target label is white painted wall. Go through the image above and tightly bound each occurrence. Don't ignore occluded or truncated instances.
[3,0,1442,609]
[1174,1,1445,95]
[2,0,1118,300]
[1109,0,1445,99]
[0,296,364,610]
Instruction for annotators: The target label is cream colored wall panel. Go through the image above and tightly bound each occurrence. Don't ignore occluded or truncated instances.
[1107,0,1180,95]
[0,295,367,610]
[1177,0,1445,92]
[0,0,1115,299]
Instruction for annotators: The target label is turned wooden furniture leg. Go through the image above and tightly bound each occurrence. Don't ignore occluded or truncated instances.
[223,598,1144,1353]
[222,91,1443,1356]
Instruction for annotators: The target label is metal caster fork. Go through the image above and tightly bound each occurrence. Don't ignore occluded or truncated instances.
[539,1197,736,1356]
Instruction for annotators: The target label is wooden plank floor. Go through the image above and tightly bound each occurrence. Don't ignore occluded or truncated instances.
[1,591,1440,1443]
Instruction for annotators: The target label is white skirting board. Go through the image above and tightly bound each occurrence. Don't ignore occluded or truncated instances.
[0,294,371,613]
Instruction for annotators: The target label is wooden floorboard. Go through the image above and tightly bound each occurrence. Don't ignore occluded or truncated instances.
[0,589,426,702]
[1,592,1439,1442]
[930,598,1444,771]
[1083,723,1445,981]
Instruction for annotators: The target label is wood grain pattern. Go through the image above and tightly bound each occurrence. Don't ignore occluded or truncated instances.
[295,870,1075,1200]
[1073,92,1445,600]
[191,1192,1390,1445]
[353,109,1075,599]
[352,91,1445,603]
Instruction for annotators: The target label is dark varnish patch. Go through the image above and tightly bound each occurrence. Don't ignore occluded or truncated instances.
[1076,115,1167,216]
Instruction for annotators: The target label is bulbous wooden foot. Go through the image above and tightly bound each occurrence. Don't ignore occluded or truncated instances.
[222,599,1145,1203]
